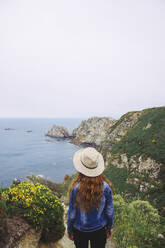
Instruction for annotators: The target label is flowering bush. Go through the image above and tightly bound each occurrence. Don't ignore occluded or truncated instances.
[3,182,65,242]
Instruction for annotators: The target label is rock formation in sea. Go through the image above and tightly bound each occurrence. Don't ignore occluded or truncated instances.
[46,117,116,147]
[45,124,71,138]
[4,128,16,131]
[71,117,117,147]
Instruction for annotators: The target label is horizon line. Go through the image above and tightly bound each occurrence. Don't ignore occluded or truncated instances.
[0,116,87,119]
[0,115,118,119]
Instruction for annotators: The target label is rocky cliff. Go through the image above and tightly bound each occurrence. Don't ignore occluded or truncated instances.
[71,117,116,146]
[101,107,165,215]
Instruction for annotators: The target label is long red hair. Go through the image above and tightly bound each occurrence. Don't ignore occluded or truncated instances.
[68,173,114,212]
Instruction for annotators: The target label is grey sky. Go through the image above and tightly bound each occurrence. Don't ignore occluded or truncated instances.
[0,0,165,119]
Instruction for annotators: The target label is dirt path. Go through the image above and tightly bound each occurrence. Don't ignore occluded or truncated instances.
[56,232,115,248]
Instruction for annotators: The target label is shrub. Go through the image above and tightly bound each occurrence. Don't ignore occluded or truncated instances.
[3,182,65,243]
[128,200,160,247]
[113,194,126,223]
[112,195,160,248]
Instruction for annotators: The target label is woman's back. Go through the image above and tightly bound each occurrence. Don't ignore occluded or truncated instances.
[67,147,114,248]
[67,180,114,233]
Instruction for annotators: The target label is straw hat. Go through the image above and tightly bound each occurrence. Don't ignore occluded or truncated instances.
[73,147,105,177]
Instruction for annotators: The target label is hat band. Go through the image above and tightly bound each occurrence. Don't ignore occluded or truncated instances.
[81,159,98,169]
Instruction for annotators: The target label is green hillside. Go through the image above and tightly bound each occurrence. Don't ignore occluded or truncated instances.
[103,107,165,215]
[112,107,165,165]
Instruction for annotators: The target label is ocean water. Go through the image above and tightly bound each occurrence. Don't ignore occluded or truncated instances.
[0,118,83,187]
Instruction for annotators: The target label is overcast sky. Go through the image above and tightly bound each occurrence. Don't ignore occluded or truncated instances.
[0,0,164,119]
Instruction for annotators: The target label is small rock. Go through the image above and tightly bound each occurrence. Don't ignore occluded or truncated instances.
[158,233,164,239]
[13,178,21,186]
[4,128,15,131]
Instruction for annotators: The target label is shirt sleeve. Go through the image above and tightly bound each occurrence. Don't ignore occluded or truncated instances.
[105,185,114,229]
[67,186,77,234]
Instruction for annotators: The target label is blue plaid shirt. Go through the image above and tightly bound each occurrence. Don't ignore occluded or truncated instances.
[67,181,114,234]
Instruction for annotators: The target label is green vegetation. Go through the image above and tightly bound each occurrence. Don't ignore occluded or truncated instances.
[144,185,165,216]
[103,107,165,214]
[1,182,65,243]
[108,110,141,134]
[111,107,165,176]
[104,164,138,199]
[101,107,165,247]
[112,194,163,248]
[26,173,78,197]
[104,163,165,214]
[26,174,64,195]
[103,158,165,247]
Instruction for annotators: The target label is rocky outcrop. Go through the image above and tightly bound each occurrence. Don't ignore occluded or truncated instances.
[14,228,41,248]
[106,153,162,192]
[71,117,116,147]
[46,125,71,138]
[0,217,41,248]
[1,216,68,248]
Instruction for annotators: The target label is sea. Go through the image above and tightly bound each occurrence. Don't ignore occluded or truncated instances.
[0,118,83,188]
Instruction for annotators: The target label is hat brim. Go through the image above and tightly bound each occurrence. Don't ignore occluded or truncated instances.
[73,148,105,177]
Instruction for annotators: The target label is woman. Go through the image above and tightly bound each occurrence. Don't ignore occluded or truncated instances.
[67,147,114,248]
